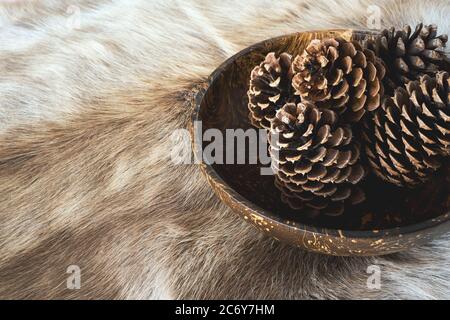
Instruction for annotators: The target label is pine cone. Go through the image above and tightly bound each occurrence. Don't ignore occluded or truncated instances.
[366,23,449,90]
[363,71,450,187]
[248,52,294,129]
[292,38,385,122]
[275,175,365,216]
[269,102,366,215]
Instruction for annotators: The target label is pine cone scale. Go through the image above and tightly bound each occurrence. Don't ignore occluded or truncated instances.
[364,71,449,186]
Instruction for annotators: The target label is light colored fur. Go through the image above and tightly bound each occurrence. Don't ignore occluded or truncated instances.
[0,0,449,299]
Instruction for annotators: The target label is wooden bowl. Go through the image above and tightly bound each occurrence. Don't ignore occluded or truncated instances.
[189,30,450,256]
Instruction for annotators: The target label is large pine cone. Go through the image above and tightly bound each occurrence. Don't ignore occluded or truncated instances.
[292,38,385,122]
[363,71,450,187]
[366,23,449,90]
[269,101,366,215]
[248,52,294,129]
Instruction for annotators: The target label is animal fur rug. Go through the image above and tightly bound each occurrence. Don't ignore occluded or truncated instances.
[0,0,449,300]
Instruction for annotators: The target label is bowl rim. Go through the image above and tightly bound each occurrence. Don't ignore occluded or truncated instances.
[190,29,450,240]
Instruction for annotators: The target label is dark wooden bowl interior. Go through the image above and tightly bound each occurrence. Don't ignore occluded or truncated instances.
[193,30,450,255]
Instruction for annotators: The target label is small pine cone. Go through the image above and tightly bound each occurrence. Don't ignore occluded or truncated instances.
[269,102,366,214]
[248,52,294,129]
[363,71,450,187]
[366,23,449,90]
[292,38,385,122]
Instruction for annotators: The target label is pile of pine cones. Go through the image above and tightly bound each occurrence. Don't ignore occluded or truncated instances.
[248,23,450,217]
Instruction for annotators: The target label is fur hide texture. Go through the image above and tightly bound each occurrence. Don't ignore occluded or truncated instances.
[0,0,449,299]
